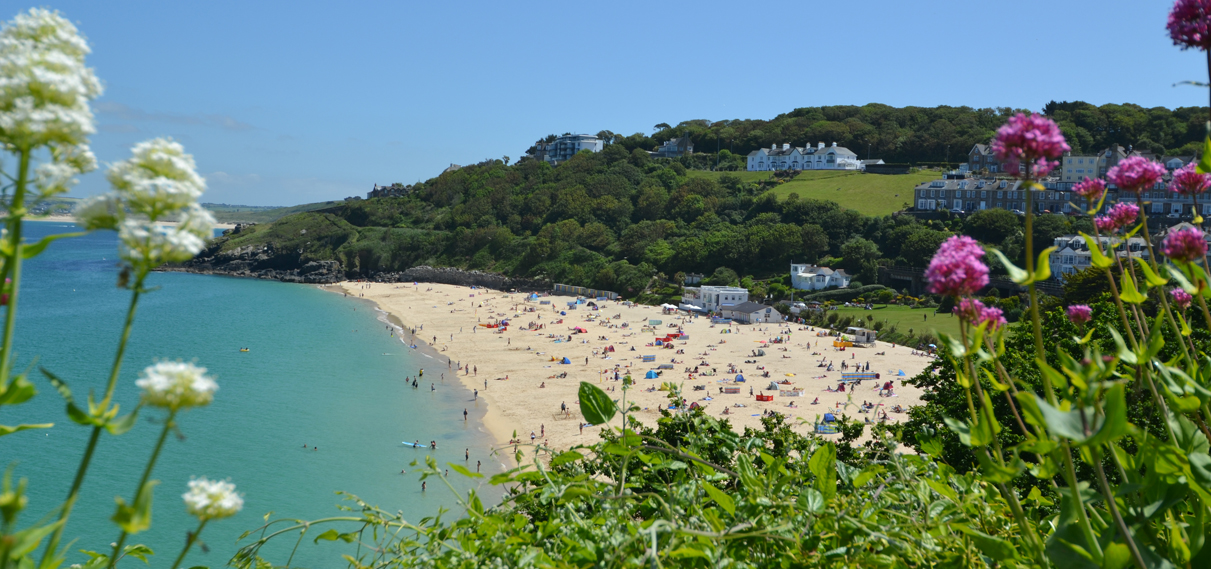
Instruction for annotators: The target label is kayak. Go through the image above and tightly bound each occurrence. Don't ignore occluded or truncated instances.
[402,441,436,449]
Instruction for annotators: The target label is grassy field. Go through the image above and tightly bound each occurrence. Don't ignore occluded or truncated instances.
[833,304,959,338]
[687,170,937,217]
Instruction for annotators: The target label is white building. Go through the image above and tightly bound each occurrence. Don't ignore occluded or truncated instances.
[1048,234,1149,277]
[722,301,780,324]
[745,142,863,172]
[681,285,749,313]
[790,263,851,290]
[529,134,604,165]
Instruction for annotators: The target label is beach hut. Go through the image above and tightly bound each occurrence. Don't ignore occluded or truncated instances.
[560,357,572,364]
[734,374,745,382]
[645,370,659,379]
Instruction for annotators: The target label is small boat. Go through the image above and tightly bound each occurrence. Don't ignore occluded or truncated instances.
[239,348,250,352]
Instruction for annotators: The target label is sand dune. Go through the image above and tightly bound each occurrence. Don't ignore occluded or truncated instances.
[331,281,937,452]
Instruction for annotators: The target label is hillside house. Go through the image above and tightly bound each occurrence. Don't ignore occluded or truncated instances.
[746,142,863,172]
[790,263,851,290]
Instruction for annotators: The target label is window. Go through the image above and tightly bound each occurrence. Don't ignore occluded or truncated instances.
[1153,202,1164,213]
[997,191,1003,198]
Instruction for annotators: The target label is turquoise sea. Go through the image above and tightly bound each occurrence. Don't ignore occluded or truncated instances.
[0,222,496,567]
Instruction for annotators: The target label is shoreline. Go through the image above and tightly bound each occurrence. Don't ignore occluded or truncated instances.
[321,283,514,452]
[330,281,936,453]
[26,213,237,230]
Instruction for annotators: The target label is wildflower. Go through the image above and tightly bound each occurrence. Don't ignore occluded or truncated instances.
[135,361,217,410]
[74,193,123,231]
[106,138,206,219]
[1072,177,1106,201]
[1107,156,1167,194]
[1170,162,1211,196]
[0,8,103,152]
[990,113,1069,178]
[1172,288,1194,310]
[925,236,989,297]
[955,298,986,323]
[1168,0,1211,50]
[979,306,1007,330]
[182,477,243,521]
[1161,226,1209,263]
[1066,305,1093,325]
[1095,202,1140,233]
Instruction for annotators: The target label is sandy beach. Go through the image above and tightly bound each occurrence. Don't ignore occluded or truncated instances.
[331,281,937,452]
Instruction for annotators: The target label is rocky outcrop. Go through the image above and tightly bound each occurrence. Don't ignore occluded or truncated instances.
[166,244,550,291]
[163,242,345,283]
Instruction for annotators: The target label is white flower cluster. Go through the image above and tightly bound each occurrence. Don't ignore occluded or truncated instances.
[182,477,243,521]
[76,138,215,272]
[134,361,217,410]
[0,8,102,194]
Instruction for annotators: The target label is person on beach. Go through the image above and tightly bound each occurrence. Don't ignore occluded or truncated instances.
[422,481,426,492]
[474,389,478,399]
[463,408,468,421]
[466,448,469,461]
[431,383,435,391]
[477,460,481,473]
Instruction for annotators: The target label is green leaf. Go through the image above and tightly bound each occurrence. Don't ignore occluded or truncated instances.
[1101,543,1133,569]
[974,450,1021,484]
[1106,326,1137,365]
[549,450,584,467]
[1080,233,1114,269]
[954,524,1018,561]
[1120,270,1147,304]
[1169,263,1200,294]
[944,416,973,446]
[798,488,824,514]
[104,410,139,435]
[808,443,837,500]
[112,480,159,534]
[6,519,63,558]
[991,248,1030,284]
[702,482,735,516]
[0,422,53,437]
[0,375,36,406]
[121,544,154,563]
[1198,131,1211,174]
[1034,246,1058,282]
[448,463,484,479]
[1135,257,1169,287]
[313,528,356,543]
[20,231,86,259]
[577,381,616,425]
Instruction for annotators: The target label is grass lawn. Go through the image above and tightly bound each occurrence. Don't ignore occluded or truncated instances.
[687,170,937,217]
[833,304,959,338]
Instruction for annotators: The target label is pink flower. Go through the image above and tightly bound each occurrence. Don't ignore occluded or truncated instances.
[1072,177,1106,201]
[991,113,1070,178]
[925,235,989,297]
[1095,202,1140,233]
[1169,162,1211,196]
[1169,0,1211,51]
[1066,305,1092,325]
[979,306,1007,330]
[1162,226,1209,263]
[955,298,986,322]
[1107,156,1167,194]
[1171,288,1194,310]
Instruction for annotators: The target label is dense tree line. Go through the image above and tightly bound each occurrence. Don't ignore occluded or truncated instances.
[560,102,1208,167]
[215,147,1091,299]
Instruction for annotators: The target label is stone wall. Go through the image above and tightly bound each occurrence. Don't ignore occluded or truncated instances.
[369,266,550,292]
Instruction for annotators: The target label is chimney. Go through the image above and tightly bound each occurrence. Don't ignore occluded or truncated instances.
[832,142,837,147]
[817,142,824,150]
[782,143,790,151]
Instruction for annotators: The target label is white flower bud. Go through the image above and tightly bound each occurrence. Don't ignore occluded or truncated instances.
[182,477,243,520]
[135,361,217,410]
[74,193,122,230]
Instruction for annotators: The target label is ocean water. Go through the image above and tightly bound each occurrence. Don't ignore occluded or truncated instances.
[0,222,496,567]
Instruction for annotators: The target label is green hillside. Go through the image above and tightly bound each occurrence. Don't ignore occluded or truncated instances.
[201,201,343,224]
[686,170,937,216]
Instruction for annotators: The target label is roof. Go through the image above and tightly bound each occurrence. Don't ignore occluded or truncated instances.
[726,301,771,314]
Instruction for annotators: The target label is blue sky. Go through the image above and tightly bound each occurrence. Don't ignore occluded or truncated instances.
[30,0,1209,206]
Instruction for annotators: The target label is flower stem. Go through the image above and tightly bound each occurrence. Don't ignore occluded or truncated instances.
[40,277,145,567]
[0,148,30,387]
[108,409,176,569]
[169,519,208,569]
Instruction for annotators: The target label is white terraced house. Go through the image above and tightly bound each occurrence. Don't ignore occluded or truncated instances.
[746,142,863,171]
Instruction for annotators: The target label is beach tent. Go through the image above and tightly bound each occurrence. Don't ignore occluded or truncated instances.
[766,381,779,390]
[823,413,836,423]
[560,311,566,316]
[898,370,906,376]
[560,357,572,364]
[645,370,659,379]
[574,327,587,333]
[756,349,765,356]
[735,374,745,382]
